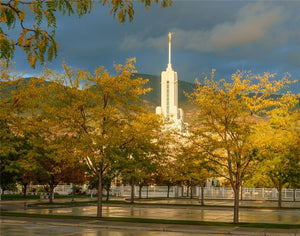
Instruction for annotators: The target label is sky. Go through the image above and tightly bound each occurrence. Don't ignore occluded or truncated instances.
[11,0,300,93]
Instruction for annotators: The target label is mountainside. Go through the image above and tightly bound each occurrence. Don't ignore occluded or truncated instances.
[5,75,294,120]
[133,73,196,110]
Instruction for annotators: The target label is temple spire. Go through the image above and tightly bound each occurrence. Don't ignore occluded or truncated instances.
[167,32,174,70]
[156,31,185,132]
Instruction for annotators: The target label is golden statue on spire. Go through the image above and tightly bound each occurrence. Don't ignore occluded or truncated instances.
[168,32,174,43]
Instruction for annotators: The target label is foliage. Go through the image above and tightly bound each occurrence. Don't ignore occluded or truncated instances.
[37,58,162,216]
[0,58,162,215]
[120,112,165,201]
[0,60,86,201]
[175,140,213,184]
[0,0,171,67]
[0,60,31,190]
[248,93,299,206]
[187,70,296,223]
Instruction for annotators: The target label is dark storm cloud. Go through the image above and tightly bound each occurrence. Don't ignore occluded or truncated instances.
[11,0,300,92]
[122,2,287,53]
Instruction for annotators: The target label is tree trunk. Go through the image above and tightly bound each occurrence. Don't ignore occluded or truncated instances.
[240,183,243,201]
[293,188,296,202]
[49,184,54,204]
[106,188,109,201]
[200,185,205,206]
[22,183,28,198]
[233,186,240,224]
[49,175,55,204]
[71,183,75,202]
[105,182,111,201]
[167,184,170,198]
[139,185,142,199]
[130,176,135,204]
[277,184,282,208]
[187,185,189,197]
[146,185,149,198]
[190,185,193,199]
[97,171,103,218]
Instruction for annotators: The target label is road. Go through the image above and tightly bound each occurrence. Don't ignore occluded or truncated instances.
[9,204,299,225]
[1,216,299,236]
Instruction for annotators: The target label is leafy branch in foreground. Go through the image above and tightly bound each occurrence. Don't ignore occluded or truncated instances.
[0,0,172,67]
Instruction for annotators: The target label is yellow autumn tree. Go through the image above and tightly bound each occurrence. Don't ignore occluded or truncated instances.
[175,141,214,204]
[119,111,165,203]
[250,93,299,207]
[0,60,43,192]
[0,60,86,201]
[40,58,162,217]
[188,70,296,223]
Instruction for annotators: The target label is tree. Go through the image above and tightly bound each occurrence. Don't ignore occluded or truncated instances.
[155,160,177,198]
[5,136,39,198]
[0,60,36,193]
[0,0,171,67]
[174,140,213,202]
[251,94,299,207]
[0,60,82,202]
[39,58,157,217]
[119,112,163,203]
[188,70,295,223]
[88,160,122,201]
[27,123,85,203]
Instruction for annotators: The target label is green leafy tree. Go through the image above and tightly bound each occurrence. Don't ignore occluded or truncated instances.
[0,0,171,67]
[187,70,296,223]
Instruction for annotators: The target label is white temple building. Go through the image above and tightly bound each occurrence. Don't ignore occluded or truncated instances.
[156,33,187,132]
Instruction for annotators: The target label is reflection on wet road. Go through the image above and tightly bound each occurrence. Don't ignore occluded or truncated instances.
[17,205,300,224]
[2,222,208,236]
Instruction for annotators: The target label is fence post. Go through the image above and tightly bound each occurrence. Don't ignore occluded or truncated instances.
[146,186,149,198]
[284,188,287,199]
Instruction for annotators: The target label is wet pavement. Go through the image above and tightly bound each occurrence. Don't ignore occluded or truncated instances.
[1,198,300,225]
[6,204,299,224]
[1,221,194,236]
[1,216,299,236]
[1,198,300,236]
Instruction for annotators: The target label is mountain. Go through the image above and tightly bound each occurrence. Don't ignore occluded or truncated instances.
[133,73,196,110]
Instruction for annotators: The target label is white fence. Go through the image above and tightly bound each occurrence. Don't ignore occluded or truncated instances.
[2,185,300,201]
[105,186,300,201]
[199,187,300,201]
